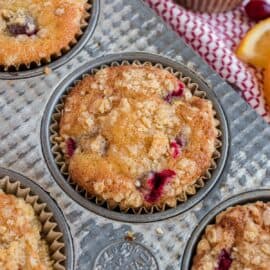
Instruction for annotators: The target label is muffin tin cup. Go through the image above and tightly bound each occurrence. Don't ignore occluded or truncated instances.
[0,0,100,80]
[181,189,270,269]
[49,59,222,214]
[41,52,229,223]
[0,167,74,270]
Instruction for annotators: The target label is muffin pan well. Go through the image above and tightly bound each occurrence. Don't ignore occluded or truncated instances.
[41,52,229,223]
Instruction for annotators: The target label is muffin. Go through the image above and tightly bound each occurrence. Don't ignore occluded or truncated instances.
[0,0,89,69]
[192,202,270,270]
[0,191,53,270]
[174,0,243,13]
[59,65,219,210]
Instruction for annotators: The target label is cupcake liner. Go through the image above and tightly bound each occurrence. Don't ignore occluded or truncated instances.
[0,175,66,270]
[0,0,100,79]
[49,60,223,215]
[175,0,243,13]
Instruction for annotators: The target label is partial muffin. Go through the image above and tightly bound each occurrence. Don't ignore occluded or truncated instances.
[59,65,219,210]
[0,191,52,270]
[192,202,270,270]
[174,0,243,13]
[0,0,88,68]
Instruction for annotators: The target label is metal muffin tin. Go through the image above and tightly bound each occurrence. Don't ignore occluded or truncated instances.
[181,189,270,270]
[41,52,229,223]
[0,0,100,80]
[0,167,74,270]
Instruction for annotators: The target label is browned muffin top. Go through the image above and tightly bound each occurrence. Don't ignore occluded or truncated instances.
[0,0,88,67]
[59,65,218,210]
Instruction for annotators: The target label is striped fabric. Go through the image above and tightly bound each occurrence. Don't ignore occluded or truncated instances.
[146,0,270,122]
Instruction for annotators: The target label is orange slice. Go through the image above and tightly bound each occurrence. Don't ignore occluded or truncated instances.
[264,63,270,106]
[236,18,270,68]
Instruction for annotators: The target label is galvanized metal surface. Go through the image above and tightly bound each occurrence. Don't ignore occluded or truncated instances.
[1,0,270,269]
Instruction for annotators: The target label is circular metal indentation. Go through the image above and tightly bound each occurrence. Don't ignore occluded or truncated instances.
[93,241,159,270]
[41,52,230,223]
[0,0,100,80]
[0,167,74,270]
[181,189,270,269]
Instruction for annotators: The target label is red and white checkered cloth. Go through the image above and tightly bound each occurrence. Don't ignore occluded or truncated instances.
[146,0,270,122]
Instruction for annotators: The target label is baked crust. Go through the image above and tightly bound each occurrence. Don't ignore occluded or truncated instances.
[59,65,218,209]
[0,0,87,67]
[0,192,52,270]
[192,202,270,270]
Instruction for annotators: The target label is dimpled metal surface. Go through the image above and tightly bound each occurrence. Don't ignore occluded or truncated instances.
[1,0,270,269]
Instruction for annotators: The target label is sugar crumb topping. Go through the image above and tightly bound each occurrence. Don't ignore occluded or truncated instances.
[60,65,218,209]
[0,193,53,269]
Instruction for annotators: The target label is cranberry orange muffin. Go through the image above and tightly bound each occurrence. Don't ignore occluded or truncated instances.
[0,191,53,269]
[59,65,219,210]
[0,0,88,68]
[192,202,270,270]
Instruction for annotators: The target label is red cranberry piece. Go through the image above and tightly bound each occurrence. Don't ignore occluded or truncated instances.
[170,133,187,159]
[164,82,185,103]
[245,0,270,21]
[144,169,176,203]
[170,141,180,158]
[7,16,37,36]
[66,138,76,157]
[215,249,232,270]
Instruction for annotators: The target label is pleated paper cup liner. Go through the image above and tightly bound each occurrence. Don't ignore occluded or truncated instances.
[0,0,99,79]
[0,174,69,270]
[175,0,243,13]
[49,59,223,216]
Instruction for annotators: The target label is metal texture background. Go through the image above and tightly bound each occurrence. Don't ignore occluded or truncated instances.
[1,0,270,269]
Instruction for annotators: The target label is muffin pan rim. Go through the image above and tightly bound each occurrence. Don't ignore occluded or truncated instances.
[180,189,270,270]
[0,0,100,80]
[40,51,230,223]
[0,167,75,270]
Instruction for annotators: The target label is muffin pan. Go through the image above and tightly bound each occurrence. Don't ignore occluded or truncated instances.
[41,52,229,223]
[1,0,270,269]
[0,0,100,80]
[181,189,270,269]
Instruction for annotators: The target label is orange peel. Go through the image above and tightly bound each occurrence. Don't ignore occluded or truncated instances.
[236,18,270,68]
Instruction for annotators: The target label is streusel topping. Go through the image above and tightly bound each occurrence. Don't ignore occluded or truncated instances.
[0,192,52,270]
[59,65,218,209]
[192,202,270,270]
